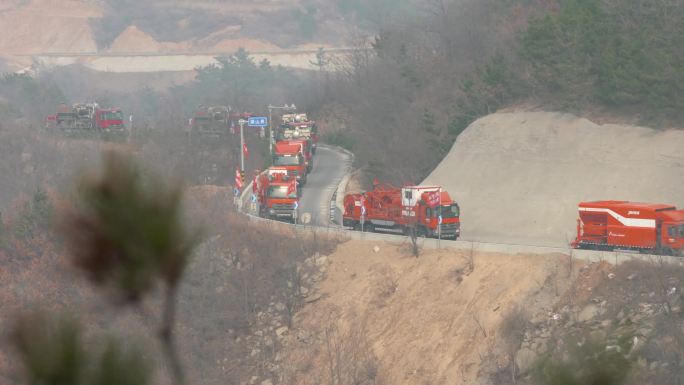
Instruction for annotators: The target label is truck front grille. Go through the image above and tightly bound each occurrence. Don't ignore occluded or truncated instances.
[439,223,460,236]
[272,203,294,211]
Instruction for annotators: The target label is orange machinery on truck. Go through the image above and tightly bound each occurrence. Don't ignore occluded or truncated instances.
[273,141,308,187]
[343,181,460,239]
[572,201,684,256]
[256,167,299,222]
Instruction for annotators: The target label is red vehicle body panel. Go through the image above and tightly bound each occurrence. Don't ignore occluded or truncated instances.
[573,201,684,254]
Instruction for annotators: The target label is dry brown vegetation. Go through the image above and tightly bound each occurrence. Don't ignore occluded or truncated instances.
[0,183,341,385]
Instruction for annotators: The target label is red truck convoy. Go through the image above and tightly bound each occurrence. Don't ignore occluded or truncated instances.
[273,141,308,187]
[343,181,460,239]
[256,167,299,222]
[572,201,684,256]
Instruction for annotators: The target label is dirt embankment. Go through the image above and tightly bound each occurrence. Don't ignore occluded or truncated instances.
[0,0,101,54]
[424,111,684,247]
[282,240,572,384]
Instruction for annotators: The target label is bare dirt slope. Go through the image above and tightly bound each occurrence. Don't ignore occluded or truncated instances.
[283,240,571,384]
[107,25,165,53]
[424,111,684,247]
[0,0,100,54]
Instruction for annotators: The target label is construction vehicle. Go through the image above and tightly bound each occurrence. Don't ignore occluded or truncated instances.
[47,103,124,130]
[273,141,308,187]
[190,106,230,136]
[281,138,314,173]
[342,181,461,239]
[256,167,299,222]
[572,201,684,256]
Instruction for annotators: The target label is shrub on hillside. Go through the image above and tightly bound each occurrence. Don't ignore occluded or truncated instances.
[522,0,684,118]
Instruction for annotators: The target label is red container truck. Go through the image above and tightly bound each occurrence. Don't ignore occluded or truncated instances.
[572,200,684,256]
[343,181,461,239]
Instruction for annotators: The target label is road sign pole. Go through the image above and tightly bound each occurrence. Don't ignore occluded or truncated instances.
[239,120,245,172]
[361,206,365,232]
[268,107,273,155]
[438,187,442,248]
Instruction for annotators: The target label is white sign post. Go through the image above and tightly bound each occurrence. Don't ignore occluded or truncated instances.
[438,187,442,248]
[293,200,299,225]
[250,193,257,213]
[238,119,247,172]
[360,204,366,232]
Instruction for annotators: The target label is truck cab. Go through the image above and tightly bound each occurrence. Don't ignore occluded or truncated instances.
[281,139,313,173]
[95,108,124,130]
[273,142,307,187]
[45,114,57,129]
[257,167,299,222]
[403,187,461,239]
[658,210,684,255]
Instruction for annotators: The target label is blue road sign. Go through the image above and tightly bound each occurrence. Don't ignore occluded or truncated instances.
[438,215,443,225]
[247,117,268,127]
[294,201,299,210]
[251,193,257,203]
[234,188,240,197]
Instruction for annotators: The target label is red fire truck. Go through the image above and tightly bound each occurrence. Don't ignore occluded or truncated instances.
[256,167,299,222]
[273,141,308,187]
[46,103,124,130]
[281,138,313,173]
[572,201,684,256]
[343,181,460,239]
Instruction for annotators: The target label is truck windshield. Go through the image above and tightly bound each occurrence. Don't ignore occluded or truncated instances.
[438,204,460,218]
[268,185,297,199]
[103,111,123,120]
[273,155,301,166]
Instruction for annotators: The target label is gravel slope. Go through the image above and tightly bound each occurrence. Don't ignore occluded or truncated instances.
[424,111,684,247]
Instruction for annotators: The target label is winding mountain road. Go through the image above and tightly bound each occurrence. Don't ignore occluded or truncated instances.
[297,145,351,226]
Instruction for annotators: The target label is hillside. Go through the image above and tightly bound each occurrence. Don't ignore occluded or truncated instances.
[281,240,571,384]
[0,0,356,57]
[424,111,684,247]
[0,0,101,55]
[281,239,684,384]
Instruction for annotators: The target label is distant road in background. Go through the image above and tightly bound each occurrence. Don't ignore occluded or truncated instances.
[23,47,367,74]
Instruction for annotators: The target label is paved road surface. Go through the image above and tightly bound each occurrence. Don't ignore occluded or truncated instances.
[298,145,351,226]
